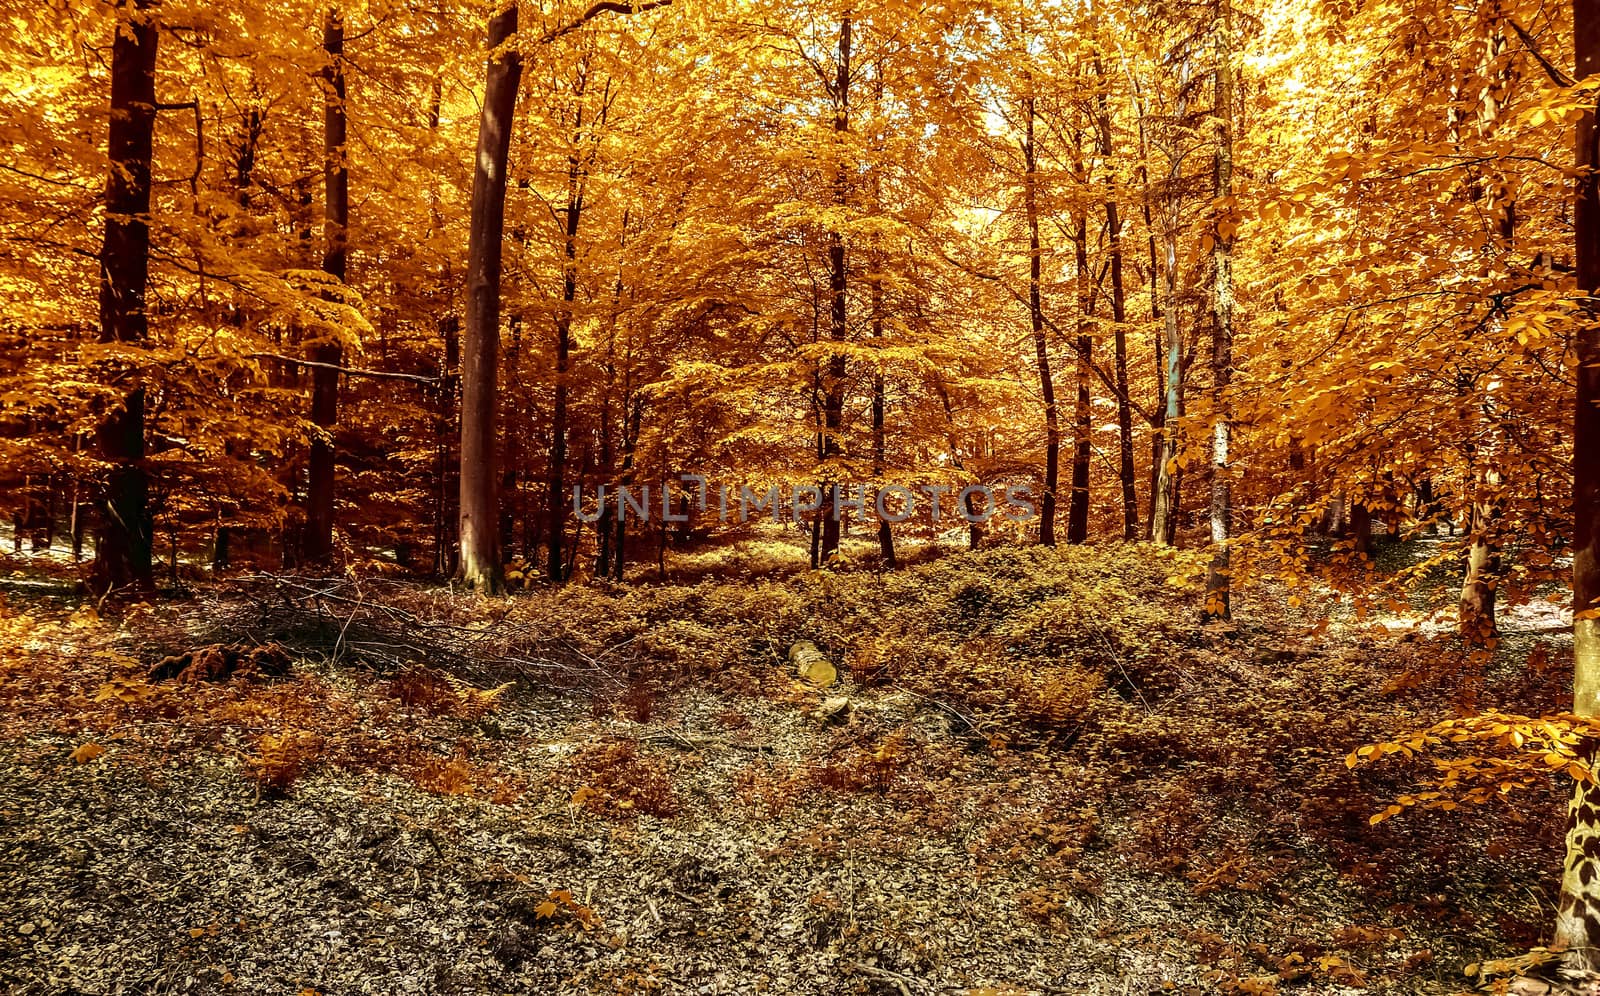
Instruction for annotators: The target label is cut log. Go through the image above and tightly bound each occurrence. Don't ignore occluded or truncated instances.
[788,640,836,687]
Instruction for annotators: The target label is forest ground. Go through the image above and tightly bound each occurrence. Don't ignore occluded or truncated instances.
[0,536,1577,996]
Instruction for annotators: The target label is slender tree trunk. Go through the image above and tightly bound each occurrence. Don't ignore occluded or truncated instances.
[1093,57,1138,539]
[1023,93,1059,546]
[1459,16,1517,641]
[1150,217,1184,545]
[1557,2,1600,968]
[304,5,347,566]
[547,144,584,582]
[611,396,641,581]
[1204,0,1235,620]
[871,262,895,567]
[819,16,851,565]
[91,0,158,594]
[1068,210,1092,544]
[433,315,460,575]
[1141,163,1165,540]
[1105,198,1137,538]
[459,3,522,594]
[504,312,523,566]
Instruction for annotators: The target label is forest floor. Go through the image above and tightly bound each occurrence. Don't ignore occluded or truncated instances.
[0,540,1578,995]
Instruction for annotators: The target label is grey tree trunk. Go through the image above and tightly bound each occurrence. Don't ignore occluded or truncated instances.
[1557,0,1600,968]
[1204,0,1235,620]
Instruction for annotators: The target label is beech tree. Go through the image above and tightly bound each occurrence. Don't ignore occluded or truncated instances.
[91,0,160,594]
[1558,0,1600,967]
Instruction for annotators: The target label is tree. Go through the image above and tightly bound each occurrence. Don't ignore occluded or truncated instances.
[1022,91,1060,547]
[303,4,348,566]
[819,15,853,566]
[1203,0,1235,621]
[91,0,160,594]
[458,2,523,594]
[1556,0,1600,968]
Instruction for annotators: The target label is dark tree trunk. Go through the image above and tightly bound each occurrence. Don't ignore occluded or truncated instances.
[1106,199,1137,539]
[433,315,460,575]
[547,146,584,582]
[1023,93,1058,546]
[610,397,641,581]
[1068,211,1092,545]
[304,6,347,566]
[1094,58,1139,540]
[91,0,159,594]
[820,16,852,565]
[459,3,522,594]
[871,261,895,567]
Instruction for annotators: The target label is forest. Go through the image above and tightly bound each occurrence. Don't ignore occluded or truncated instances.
[2,0,1600,992]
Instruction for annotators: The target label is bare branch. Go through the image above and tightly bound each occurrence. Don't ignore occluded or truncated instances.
[247,353,438,385]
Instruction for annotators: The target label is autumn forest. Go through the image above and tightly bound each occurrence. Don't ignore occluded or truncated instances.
[2,0,1600,993]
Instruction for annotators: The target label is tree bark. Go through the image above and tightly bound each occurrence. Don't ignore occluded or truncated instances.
[1204,0,1235,620]
[547,128,585,582]
[819,16,851,565]
[1557,0,1600,968]
[1093,57,1138,540]
[304,5,347,566]
[1106,197,1137,539]
[1068,210,1092,545]
[1023,93,1058,546]
[871,260,896,567]
[1459,467,1503,643]
[459,2,522,594]
[1149,214,1184,545]
[91,0,159,595]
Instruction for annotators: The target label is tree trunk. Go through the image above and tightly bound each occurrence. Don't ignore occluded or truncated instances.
[1459,467,1503,643]
[819,16,851,565]
[611,397,641,581]
[1351,502,1373,558]
[1204,0,1235,620]
[304,5,347,566]
[1106,197,1137,539]
[1557,3,1600,967]
[871,263,896,567]
[1149,218,1184,545]
[1093,57,1138,540]
[433,315,460,575]
[547,140,584,582]
[458,2,522,594]
[1068,210,1092,544]
[91,0,159,595]
[1023,93,1058,546]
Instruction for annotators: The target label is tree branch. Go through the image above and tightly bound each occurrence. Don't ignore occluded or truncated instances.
[536,0,673,46]
[248,353,438,385]
[1507,17,1575,88]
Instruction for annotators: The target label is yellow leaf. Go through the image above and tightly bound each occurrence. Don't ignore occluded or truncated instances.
[534,900,558,919]
[70,742,104,764]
